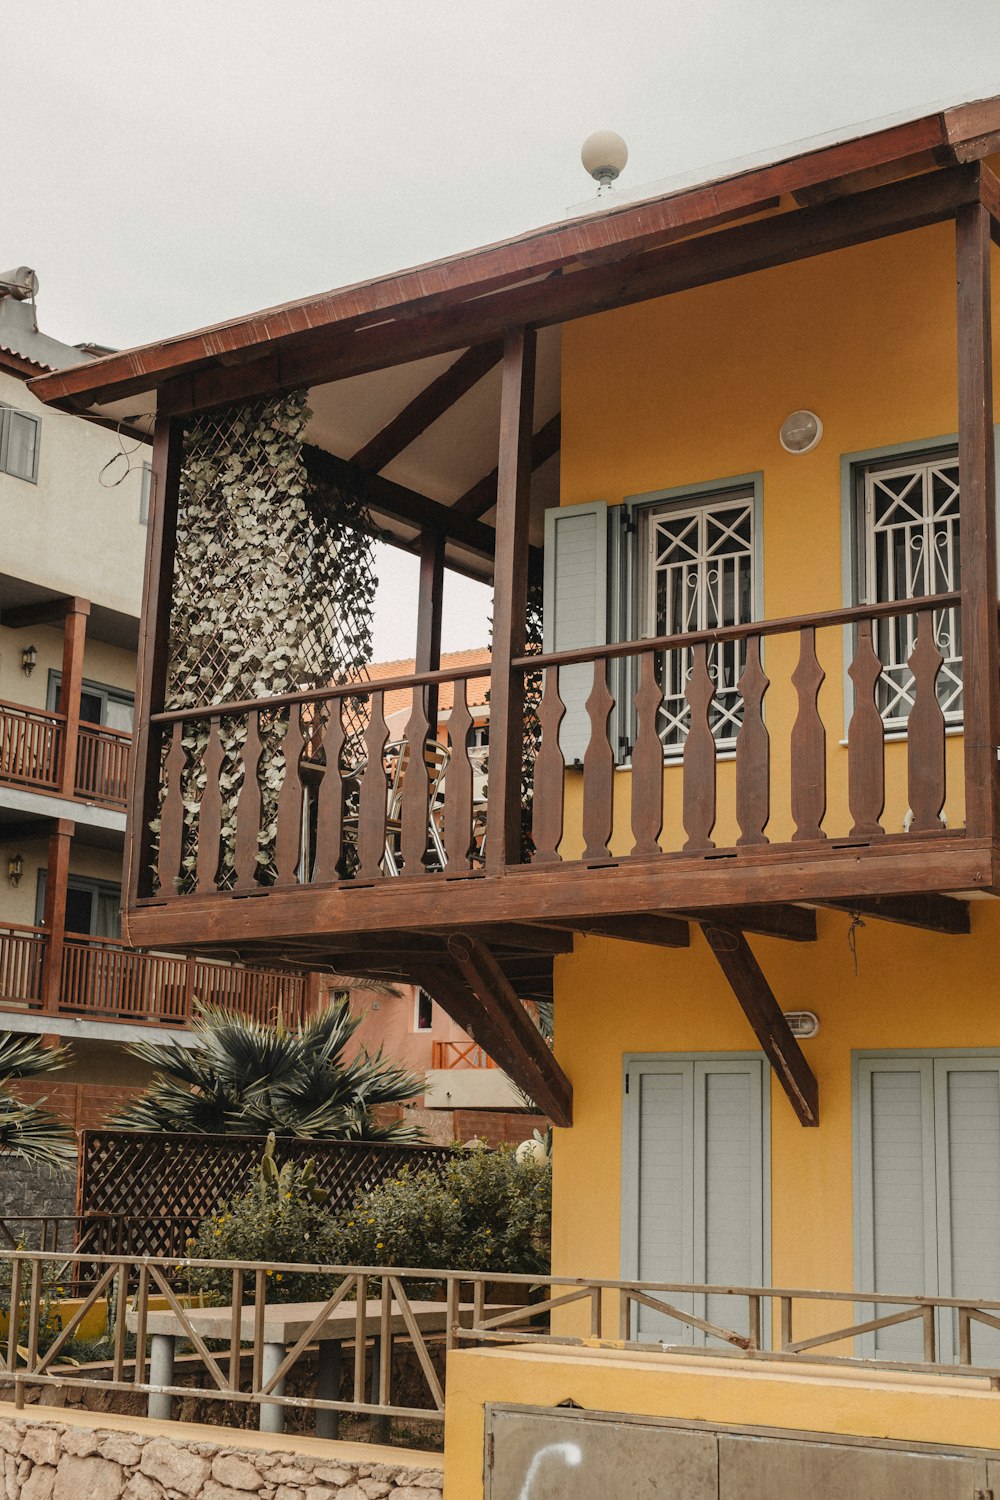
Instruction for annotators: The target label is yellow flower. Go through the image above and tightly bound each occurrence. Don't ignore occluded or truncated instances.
[266,1270,274,1278]
[376,1242,384,1251]
[276,1274,283,1281]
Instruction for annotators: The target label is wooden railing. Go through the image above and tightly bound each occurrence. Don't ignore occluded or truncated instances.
[0,701,132,808]
[145,594,965,899]
[3,1254,1000,1434]
[0,923,307,1026]
[432,1039,496,1069]
[75,721,131,808]
[0,700,63,792]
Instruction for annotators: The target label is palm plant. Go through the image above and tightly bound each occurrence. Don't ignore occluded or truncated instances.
[110,998,424,1141]
[0,1033,75,1168]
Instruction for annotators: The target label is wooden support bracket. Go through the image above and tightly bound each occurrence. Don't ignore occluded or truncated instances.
[820,894,970,935]
[681,905,817,942]
[701,922,819,1127]
[425,932,572,1126]
[539,913,690,949]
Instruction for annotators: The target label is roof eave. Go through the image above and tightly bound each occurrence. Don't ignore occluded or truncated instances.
[26,95,1000,415]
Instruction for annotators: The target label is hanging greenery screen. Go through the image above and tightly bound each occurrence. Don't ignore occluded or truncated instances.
[154,392,378,891]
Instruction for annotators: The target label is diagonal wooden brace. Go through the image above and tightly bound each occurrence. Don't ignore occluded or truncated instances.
[701,922,819,1126]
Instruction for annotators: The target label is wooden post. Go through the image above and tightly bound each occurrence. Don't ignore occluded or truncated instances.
[126,414,183,917]
[415,530,445,732]
[41,819,74,1015]
[956,198,1000,840]
[58,599,90,798]
[486,327,536,874]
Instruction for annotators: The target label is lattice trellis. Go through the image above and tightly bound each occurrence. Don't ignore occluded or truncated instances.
[153,392,379,891]
[77,1131,455,1260]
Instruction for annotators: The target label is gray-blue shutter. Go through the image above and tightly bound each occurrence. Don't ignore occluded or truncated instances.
[624,1056,767,1347]
[856,1058,937,1360]
[934,1058,1000,1363]
[542,501,609,768]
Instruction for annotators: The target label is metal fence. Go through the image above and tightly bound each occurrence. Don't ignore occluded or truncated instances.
[3,1252,1000,1442]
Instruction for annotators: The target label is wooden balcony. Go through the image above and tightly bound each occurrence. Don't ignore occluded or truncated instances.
[0,699,131,810]
[0,922,308,1027]
[134,591,984,929]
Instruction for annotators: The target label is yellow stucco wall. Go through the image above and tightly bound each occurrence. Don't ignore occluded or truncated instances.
[550,909,1000,1297]
[545,224,1000,1317]
[443,1345,1000,1498]
[555,222,999,855]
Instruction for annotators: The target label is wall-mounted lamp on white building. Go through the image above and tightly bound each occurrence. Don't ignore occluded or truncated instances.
[20,644,37,677]
[7,854,24,888]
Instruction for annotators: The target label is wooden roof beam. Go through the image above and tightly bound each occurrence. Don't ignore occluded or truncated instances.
[437,923,573,954]
[351,340,503,472]
[94,164,985,419]
[820,894,970,935]
[701,922,819,1127]
[453,413,561,519]
[303,445,502,562]
[680,904,816,942]
[538,914,690,948]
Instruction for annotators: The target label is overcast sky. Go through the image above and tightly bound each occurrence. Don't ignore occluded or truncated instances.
[6,0,1000,658]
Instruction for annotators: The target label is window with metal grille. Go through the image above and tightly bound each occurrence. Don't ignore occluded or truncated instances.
[642,489,755,749]
[0,406,40,483]
[858,451,962,730]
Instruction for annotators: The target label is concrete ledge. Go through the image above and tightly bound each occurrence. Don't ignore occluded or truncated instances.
[0,1401,443,1498]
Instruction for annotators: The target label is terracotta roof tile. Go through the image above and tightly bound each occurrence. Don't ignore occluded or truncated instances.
[367,647,491,720]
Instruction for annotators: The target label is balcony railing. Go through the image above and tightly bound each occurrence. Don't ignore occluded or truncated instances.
[0,700,62,793]
[0,923,307,1027]
[0,700,132,809]
[432,1039,496,1069]
[144,593,965,903]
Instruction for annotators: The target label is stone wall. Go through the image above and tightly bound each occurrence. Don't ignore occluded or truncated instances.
[0,1158,76,1234]
[0,1411,444,1499]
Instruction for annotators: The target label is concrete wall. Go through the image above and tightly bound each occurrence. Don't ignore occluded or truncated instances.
[442,1345,1000,1498]
[0,1405,443,1498]
[0,369,147,618]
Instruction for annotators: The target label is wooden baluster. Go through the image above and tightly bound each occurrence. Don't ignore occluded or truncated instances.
[195,717,224,895]
[582,659,615,861]
[233,710,263,890]
[400,686,431,875]
[157,722,185,894]
[313,700,345,883]
[735,636,770,846]
[357,691,389,879]
[848,618,886,839]
[682,643,716,851]
[274,706,306,885]
[630,651,664,858]
[532,666,566,864]
[790,627,827,841]
[907,622,946,834]
[444,681,474,873]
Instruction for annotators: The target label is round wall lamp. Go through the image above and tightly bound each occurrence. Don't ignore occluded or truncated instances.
[779,410,823,454]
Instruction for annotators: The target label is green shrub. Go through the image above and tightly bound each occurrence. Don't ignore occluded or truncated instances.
[328,1146,551,1279]
[185,1156,340,1304]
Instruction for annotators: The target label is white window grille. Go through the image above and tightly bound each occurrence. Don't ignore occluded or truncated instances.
[644,491,754,749]
[862,453,962,730]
